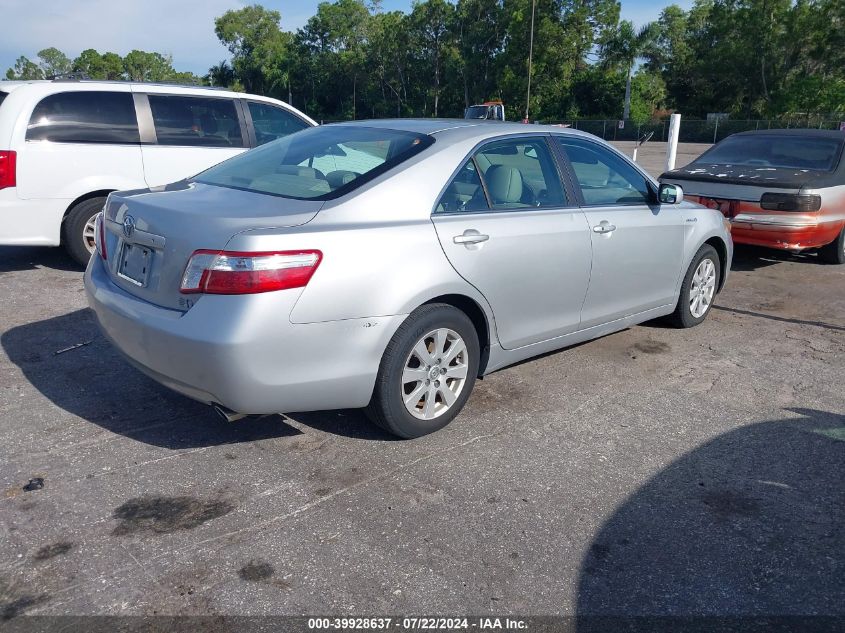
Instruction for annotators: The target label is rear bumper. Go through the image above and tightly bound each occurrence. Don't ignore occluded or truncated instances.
[0,189,67,246]
[730,218,843,251]
[84,256,406,414]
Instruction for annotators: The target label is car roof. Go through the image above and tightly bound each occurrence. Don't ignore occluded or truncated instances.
[0,79,230,92]
[730,128,845,140]
[328,118,597,141]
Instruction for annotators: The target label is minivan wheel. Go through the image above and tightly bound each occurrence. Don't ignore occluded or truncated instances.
[818,227,845,265]
[62,197,107,267]
[366,303,480,439]
[667,244,720,328]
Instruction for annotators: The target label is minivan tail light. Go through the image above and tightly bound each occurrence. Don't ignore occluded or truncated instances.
[760,192,822,212]
[0,151,16,189]
[180,250,322,295]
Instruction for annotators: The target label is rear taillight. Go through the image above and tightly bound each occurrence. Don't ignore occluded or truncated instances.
[94,212,107,260]
[0,150,16,189]
[180,250,322,295]
[760,192,822,212]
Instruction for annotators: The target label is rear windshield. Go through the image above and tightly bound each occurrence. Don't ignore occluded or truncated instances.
[698,135,844,171]
[195,125,434,200]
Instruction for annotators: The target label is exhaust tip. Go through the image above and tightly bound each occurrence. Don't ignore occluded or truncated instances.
[212,403,248,423]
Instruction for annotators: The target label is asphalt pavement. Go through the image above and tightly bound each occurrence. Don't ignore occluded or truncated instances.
[1,177,843,621]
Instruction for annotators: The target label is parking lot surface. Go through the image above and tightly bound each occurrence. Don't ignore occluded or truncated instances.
[1,239,843,619]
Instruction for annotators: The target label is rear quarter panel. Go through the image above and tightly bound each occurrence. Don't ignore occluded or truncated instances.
[222,144,499,339]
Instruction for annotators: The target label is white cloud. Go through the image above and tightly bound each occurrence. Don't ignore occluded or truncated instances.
[0,0,247,75]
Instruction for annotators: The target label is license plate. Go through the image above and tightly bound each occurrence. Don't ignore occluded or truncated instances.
[117,242,152,287]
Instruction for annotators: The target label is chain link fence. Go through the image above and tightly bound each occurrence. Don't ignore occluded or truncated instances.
[546,118,845,144]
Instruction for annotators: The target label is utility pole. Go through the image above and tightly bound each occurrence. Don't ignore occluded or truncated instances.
[524,0,536,123]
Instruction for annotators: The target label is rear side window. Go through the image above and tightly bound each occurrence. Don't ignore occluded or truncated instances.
[698,135,844,171]
[195,125,433,200]
[27,91,139,144]
[556,137,651,206]
[0,92,7,108]
[474,138,566,209]
[436,160,489,213]
[148,95,245,148]
[247,101,309,146]
[438,137,566,213]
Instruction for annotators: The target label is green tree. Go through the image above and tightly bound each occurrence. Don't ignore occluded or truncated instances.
[5,56,43,80]
[453,0,504,109]
[72,49,126,80]
[299,0,371,118]
[123,50,179,82]
[37,47,72,78]
[599,20,659,120]
[409,0,457,117]
[207,60,236,87]
[100,53,126,80]
[215,4,289,96]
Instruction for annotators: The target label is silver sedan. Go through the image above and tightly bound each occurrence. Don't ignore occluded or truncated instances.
[85,120,733,438]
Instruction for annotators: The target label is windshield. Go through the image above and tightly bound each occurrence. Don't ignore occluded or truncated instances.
[697,135,844,171]
[465,106,491,119]
[195,125,434,200]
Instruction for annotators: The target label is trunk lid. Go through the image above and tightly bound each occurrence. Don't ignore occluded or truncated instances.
[102,181,322,310]
[660,164,827,191]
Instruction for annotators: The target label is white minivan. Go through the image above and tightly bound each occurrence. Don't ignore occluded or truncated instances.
[0,80,316,264]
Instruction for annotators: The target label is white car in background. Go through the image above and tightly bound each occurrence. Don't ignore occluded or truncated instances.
[0,79,316,264]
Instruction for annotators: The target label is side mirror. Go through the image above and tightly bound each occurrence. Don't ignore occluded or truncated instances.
[658,183,684,205]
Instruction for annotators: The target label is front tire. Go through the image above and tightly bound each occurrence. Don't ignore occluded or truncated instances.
[366,303,480,439]
[818,227,845,265]
[62,197,107,267]
[667,244,720,328]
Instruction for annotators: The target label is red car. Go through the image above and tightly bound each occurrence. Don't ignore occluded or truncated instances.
[660,129,845,264]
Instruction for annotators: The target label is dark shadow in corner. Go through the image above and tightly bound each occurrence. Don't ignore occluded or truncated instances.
[730,244,825,272]
[1,308,390,447]
[0,246,84,273]
[576,408,845,631]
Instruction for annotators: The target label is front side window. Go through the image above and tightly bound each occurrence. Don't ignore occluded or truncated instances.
[148,95,245,148]
[195,125,433,200]
[556,138,651,206]
[248,101,310,146]
[26,91,139,144]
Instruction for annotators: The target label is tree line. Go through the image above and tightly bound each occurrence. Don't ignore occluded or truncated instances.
[5,48,200,85]
[5,0,844,124]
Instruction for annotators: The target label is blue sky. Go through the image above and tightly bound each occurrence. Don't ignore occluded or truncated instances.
[1,0,693,77]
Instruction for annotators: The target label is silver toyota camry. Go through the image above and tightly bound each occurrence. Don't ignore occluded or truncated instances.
[85,120,733,438]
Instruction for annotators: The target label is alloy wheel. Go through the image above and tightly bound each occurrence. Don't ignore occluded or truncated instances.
[401,328,469,420]
[689,258,716,318]
[82,214,97,254]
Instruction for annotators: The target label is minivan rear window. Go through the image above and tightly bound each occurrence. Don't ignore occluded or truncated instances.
[698,135,844,171]
[27,91,139,144]
[195,125,434,200]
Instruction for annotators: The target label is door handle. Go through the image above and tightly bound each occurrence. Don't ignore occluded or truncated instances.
[592,221,617,234]
[453,231,490,245]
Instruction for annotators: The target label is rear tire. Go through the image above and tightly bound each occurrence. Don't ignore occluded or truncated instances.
[366,303,480,439]
[818,227,845,265]
[62,197,107,267]
[667,244,720,328]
